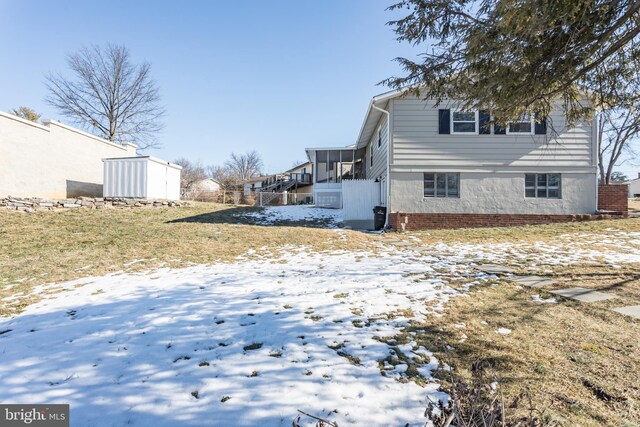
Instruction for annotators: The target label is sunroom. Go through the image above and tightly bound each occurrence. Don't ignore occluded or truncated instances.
[305,146,367,208]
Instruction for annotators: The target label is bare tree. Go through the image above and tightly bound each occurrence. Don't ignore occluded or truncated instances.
[207,151,264,191]
[45,44,164,149]
[590,47,640,184]
[208,165,238,190]
[597,108,640,184]
[11,106,41,123]
[174,158,207,198]
[224,151,264,183]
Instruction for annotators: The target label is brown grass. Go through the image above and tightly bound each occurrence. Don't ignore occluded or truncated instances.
[410,217,640,245]
[406,261,640,427]
[0,203,375,316]
[1,206,639,426]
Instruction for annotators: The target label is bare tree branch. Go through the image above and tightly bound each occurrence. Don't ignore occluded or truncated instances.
[45,44,165,150]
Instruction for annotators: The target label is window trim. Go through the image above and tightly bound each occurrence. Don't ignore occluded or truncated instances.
[506,114,535,135]
[524,173,561,199]
[423,172,460,198]
[450,110,479,135]
[377,128,382,148]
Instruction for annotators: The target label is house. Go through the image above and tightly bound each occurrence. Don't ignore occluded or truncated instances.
[242,163,314,205]
[625,174,640,198]
[306,88,615,229]
[243,175,271,196]
[282,161,314,197]
[0,110,138,198]
[192,178,221,193]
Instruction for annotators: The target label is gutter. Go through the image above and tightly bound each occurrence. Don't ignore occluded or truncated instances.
[371,103,391,229]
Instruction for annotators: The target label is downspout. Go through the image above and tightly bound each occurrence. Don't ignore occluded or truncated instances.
[371,103,391,229]
[594,112,600,212]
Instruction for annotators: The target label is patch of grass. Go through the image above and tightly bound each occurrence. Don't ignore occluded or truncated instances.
[411,217,640,246]
[336,350,361,366]
[333,293,349,298]
[410,265,640,427]
[243,343,262,351]
[0,203,374,316]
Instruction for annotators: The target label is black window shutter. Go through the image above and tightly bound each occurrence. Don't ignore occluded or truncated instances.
[494,123,506,135]
[479,110,491,134]
[438,109,450,134]
[535,113,547,135]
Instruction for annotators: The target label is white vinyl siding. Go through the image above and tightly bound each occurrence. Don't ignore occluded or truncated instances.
[366,114,388,180]
[391,98,594,170]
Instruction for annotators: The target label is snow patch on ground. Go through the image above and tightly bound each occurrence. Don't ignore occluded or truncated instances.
[531,294,557,304]
[237,206,343,227]
[0,247,473,427]
[424,231,640,266]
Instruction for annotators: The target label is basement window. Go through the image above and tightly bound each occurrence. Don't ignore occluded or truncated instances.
[525,173,561,198]
[424,173,459,198]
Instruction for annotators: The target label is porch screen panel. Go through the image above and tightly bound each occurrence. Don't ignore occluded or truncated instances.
[316,151,328,183]
[340,150,354,181]
[328,150,340,183]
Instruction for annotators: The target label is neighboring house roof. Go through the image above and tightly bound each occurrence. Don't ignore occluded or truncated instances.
[284,161,312,174]
[193,178,221,186]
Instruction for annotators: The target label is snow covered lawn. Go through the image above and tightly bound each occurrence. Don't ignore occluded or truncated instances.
[0,246,474,427]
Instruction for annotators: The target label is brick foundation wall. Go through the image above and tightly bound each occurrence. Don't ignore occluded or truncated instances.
[388,212,626,231]
[598,184,628,213]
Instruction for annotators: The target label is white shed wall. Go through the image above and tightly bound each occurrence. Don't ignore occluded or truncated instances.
[103,158,147,198]
[165,166,181,200]
[103,157,181,200]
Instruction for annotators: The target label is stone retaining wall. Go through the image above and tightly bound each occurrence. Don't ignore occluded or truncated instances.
[1,196,186,213]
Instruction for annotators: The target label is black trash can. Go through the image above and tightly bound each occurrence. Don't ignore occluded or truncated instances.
[373,206,387,231]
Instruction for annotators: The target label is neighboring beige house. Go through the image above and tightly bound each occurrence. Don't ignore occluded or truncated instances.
[192,178,221,193]
[0,110,138,198]
[306,88,599,229]
[283,161,313,197]
[187,178,221,200]
[243,175,270,196]
[626,174,640,198]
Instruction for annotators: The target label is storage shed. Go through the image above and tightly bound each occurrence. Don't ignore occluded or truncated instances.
[103,156,182,200]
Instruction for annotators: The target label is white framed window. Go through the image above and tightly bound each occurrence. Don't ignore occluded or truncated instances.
[451,110,478,134]
[377,128,382,148]
[525,173,561,198]
[424,173,460,198]
[507,113,535,134]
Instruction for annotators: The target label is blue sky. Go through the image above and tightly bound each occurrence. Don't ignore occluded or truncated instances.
[0,0,416,173]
